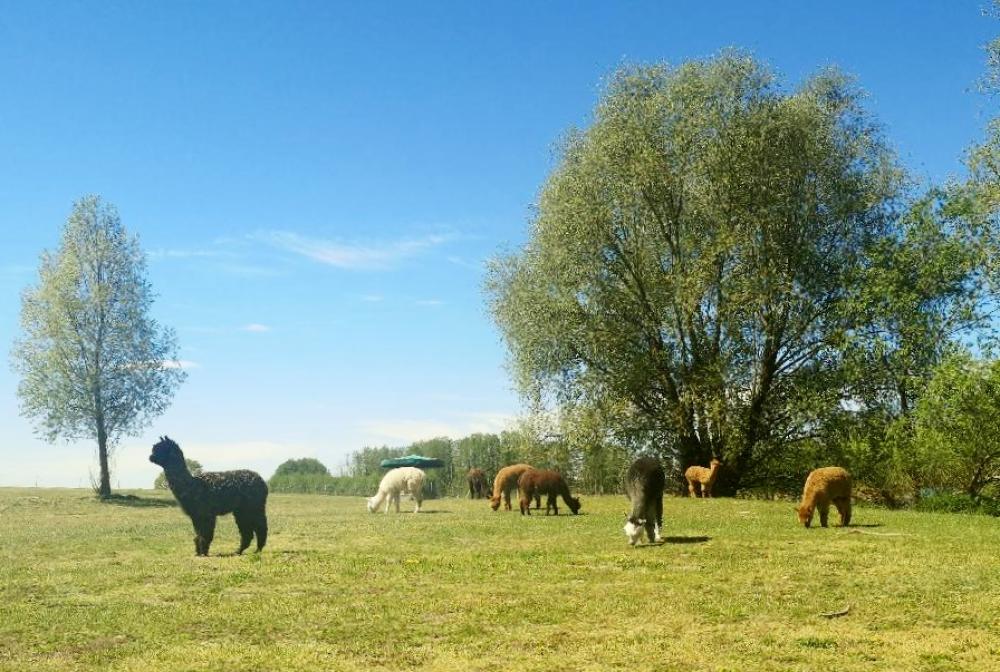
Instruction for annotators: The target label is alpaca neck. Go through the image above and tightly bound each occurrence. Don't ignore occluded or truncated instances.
[706,464,720,483]
[369,490,388,510]
[163,461,195,492]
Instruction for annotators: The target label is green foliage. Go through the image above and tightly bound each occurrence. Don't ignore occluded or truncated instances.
[267,473,378,496]
[11,196,186,497]
[153,459,202,490]
[487,52,902,490]
[914,490,1000,516]
[842,188,996,420]
[910,353,1000,501]
[272,457,330,477]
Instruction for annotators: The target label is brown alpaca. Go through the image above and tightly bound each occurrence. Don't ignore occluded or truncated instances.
[467,468,488,499]
[798,466,852,528]
[517,468,581,516]
[684,459,722,497]
[489,463,539,511]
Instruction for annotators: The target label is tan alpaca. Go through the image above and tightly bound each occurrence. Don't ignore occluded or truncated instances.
[684,459,721,497]
[489,464,540,511]
[797,466,852,528]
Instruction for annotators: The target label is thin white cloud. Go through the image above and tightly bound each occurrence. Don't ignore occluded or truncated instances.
[360,412,516,444]
[360,294,384,303]
[242,323,271,333]
[446,255,484,271]
[261,231,451,270]
[414,299,444,307]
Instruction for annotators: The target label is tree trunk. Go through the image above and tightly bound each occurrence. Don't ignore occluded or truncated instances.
[96,417,111,498]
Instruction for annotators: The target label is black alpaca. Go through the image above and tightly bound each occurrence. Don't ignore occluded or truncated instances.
[149,436,268,556]
[623,456,665,545]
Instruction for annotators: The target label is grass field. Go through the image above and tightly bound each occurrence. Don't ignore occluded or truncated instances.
[0,488,998,671]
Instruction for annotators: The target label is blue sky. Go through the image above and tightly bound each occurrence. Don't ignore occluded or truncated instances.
[0,1,995,487]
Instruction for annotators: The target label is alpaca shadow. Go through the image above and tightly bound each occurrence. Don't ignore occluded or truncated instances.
[845,523,882,528]
[662,535,710,544]
[100,494,177,508]
[414,510,452,514]
[209,551,263,558]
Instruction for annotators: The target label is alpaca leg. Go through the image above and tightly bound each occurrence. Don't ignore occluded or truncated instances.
[819,502,830,528]
[393,491,401,513]
[703,481,712,498]
[254,513,268,551]
[194,516,216,556]
[687,479,697,497]
[520,496,530,515]
[652,498,663,543]
[547,494,558,515]
[534,494,541,509]
[835,498,851,527]
[504,489,512,511]
[234,511,255,554]
[413,490,423,513]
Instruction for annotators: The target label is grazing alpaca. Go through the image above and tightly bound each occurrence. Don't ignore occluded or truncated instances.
[623,457,665,545]
[367,467,426,513]
[518,468,581,516]
[149,436,268,556]
[489,463,540,511]
[798,466,852,528]
[467,468,488,499]
[684,458,722,498]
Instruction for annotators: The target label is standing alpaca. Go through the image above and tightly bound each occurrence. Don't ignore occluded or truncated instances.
[517,469,581,515]
[623,457,665,545]
[367,467,426,513]
[467,468,488,499]
[149,436,268,556]
[684,459,722,498]
[798,466,852,528]
[489,463,540,511]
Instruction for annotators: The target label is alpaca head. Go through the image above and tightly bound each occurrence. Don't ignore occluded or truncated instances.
[623,516,645,545]
[797,504,814,527]
[366,497,378,513]
[149,436,184,468]
[489,495,502,511]
[567,496,582,515]
[709,459,722,471]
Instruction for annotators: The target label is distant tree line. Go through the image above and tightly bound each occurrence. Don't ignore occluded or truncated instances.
[267,425,638,498]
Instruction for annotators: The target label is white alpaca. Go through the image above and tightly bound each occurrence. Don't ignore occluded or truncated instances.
[367,467,426,513]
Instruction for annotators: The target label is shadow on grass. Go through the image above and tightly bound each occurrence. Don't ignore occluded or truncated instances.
[99,494,177,508]
[663,535,710,544]
[846,523,882,528]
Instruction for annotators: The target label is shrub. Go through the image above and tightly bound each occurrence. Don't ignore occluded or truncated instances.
[272,458,330,477]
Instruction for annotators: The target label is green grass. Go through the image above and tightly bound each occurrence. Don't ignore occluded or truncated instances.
[0,488,998,671]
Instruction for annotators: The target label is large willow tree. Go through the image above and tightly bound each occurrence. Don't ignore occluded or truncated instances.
[12,196,186,497]
[488,53,903,491]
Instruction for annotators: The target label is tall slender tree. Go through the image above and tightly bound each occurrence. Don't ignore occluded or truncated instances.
[12,196,186,497]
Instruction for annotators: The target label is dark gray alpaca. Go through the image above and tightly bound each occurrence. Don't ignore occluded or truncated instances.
[149,436,268,556]
[623,457,665,545]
